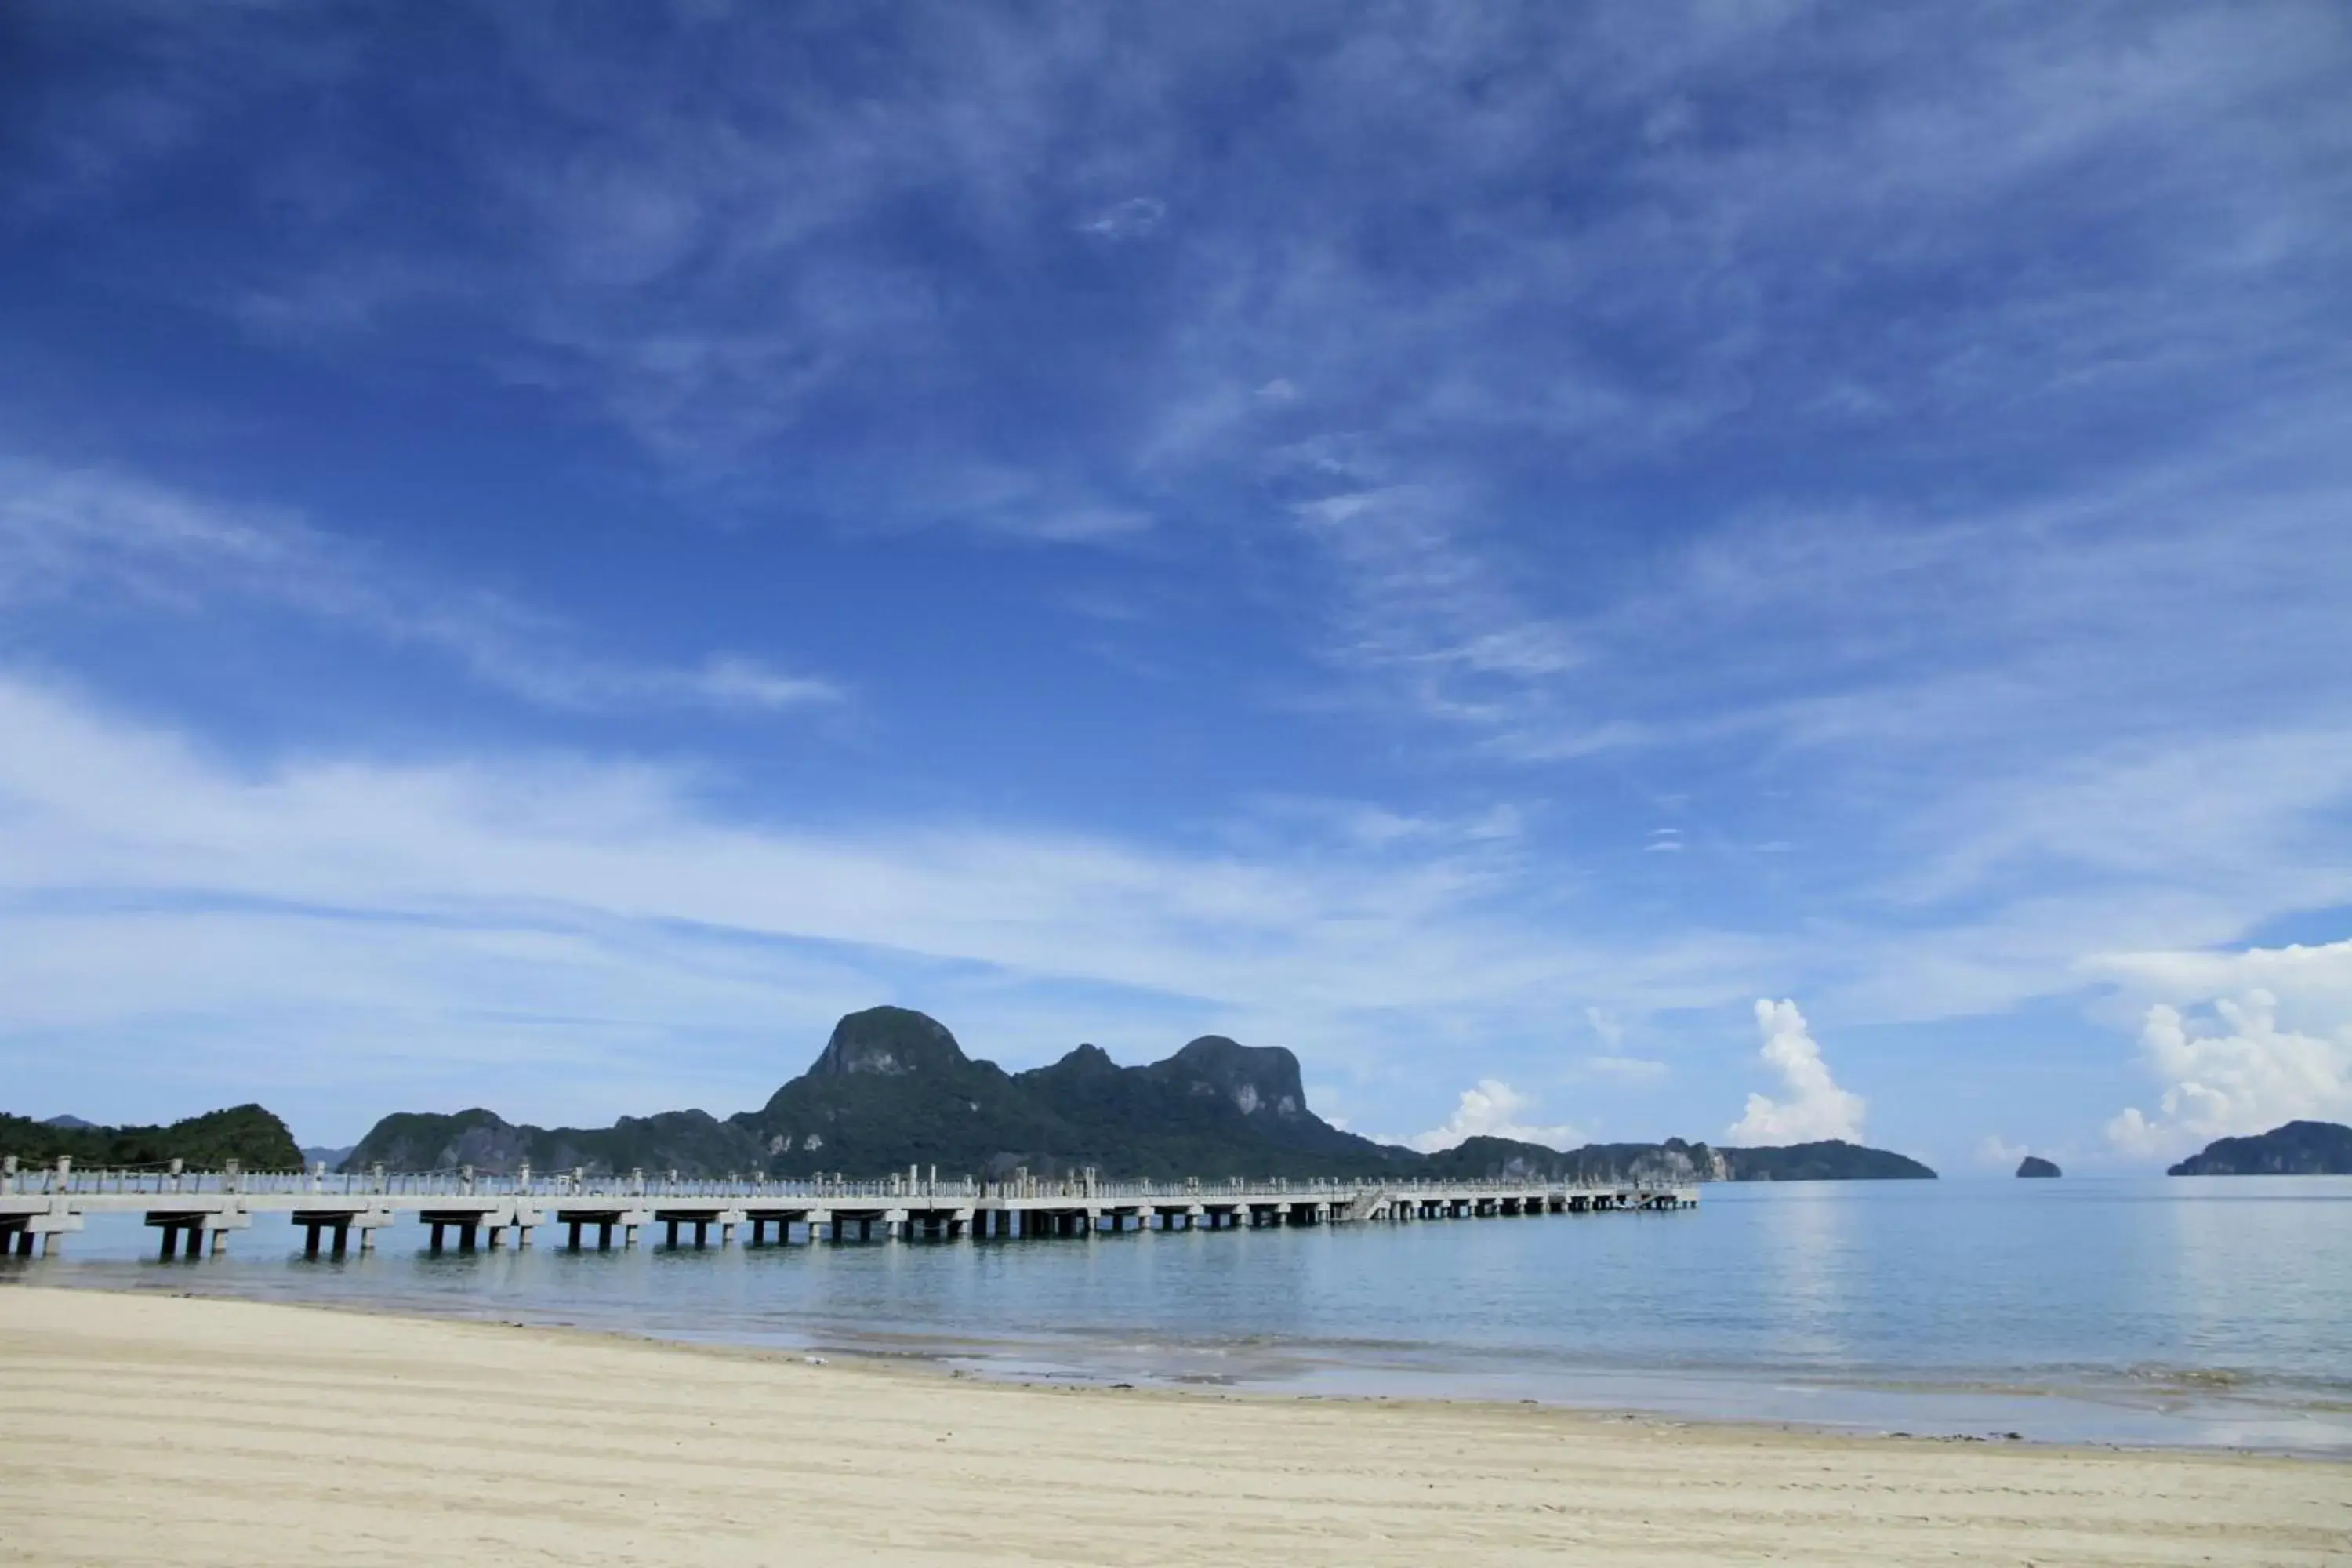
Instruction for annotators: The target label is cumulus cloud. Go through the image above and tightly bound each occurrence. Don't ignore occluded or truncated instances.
[1399,1080,1583,1154]
[1726,998,1865,1143]
[2087,938,2352,1009]
[1976,1133,2028,1170]
[2104,986,2352,1160]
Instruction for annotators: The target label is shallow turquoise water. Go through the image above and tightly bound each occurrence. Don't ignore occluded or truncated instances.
[12,1177,2350,1451]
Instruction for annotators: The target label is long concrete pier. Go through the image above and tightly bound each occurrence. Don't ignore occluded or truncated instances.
[0,1156,1697,1258]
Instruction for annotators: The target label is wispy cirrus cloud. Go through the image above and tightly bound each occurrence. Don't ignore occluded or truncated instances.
[0,458,841,716]
[0,672,1780,1132]
[5,4,2349,1160]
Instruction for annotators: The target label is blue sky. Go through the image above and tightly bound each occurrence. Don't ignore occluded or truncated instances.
[3,2,2349,1168]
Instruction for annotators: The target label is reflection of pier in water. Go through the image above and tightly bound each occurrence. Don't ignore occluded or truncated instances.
[0,1157,1698,1258]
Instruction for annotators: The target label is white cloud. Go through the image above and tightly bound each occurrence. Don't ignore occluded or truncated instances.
[1726,998,1865,1144]
[1399,1080,1582,1155]
[0,672,1790,1130]
[2086,938,2352,1010]
[1976,1133,2028,1170]
[630,655,842,713]
[0,458,840,716]
[1078,196,1165,241]
[2104,986,2352,1160]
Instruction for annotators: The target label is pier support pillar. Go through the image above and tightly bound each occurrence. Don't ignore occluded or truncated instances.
[597,1221,613,1250]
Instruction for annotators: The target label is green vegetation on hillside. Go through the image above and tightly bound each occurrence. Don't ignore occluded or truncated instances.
[1724,1140,1936,1181]
[337,1005,1942,1183]
[2167,1120,2352,1175]
[341,1106,764,1177]
[742,1011,1418,1180]
[0,1105,302,1171]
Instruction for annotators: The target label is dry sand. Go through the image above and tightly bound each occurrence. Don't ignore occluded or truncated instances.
[2,1289,2346,1566]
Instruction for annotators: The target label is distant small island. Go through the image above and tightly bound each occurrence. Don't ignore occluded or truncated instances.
[2167,1120,2352,1176]
[2016,1155,2060,1178]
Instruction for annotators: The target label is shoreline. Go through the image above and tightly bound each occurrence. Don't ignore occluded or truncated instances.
[5,1288,2349,1566]
[14,1261,2352,1459]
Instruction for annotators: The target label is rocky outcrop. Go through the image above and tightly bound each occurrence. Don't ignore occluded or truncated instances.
[807,1006,971,1078]
[1149,1036,1308,1121]
[2016,1155,2061,1178]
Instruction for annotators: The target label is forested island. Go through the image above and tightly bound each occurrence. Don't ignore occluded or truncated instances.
[7,1008,1944,1181]
[330,1007,1935,1182]
[2166,1120,2352,1175]
[0,1105,299,1171]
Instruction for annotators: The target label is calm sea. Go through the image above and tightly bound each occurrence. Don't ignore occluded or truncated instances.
[12,1177,2350,1454]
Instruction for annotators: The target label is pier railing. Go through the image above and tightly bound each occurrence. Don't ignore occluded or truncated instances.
[0,1156,1695,1205]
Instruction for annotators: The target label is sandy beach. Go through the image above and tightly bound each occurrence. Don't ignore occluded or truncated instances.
[1,1289,2344,1566]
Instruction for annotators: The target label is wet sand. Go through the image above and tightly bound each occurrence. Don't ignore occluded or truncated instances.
[2,1288,2346,1566]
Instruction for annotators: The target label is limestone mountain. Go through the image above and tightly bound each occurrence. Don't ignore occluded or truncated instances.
[747,1006,1069,1174]
[742,1009,1410,1178]
[1011,1034,1412,1174]
[325,1005,1941,1182]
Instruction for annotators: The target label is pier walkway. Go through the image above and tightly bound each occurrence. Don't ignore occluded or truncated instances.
[0,1157,1697,1258]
